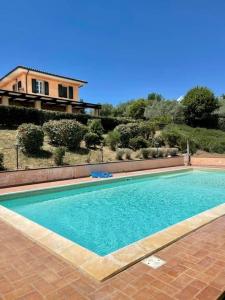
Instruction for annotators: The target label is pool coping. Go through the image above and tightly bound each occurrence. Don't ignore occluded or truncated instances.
[1,166,225,282]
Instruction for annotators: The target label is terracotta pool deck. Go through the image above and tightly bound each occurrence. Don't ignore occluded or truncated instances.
[0,167,225,299]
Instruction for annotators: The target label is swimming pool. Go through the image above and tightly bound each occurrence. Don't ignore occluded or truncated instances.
[1,168,225,256]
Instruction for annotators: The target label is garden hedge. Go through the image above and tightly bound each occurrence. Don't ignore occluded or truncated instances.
[0,105,133,132]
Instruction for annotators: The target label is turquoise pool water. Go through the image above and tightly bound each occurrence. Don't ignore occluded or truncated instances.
[1,169,225,256]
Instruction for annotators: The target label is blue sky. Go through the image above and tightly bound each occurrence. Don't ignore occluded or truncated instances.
[0,0,225,104]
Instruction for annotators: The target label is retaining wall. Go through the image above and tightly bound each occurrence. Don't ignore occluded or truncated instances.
[0,156,184,188]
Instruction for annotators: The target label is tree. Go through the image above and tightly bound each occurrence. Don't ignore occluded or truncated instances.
[99,104,114,117]
[147,92,164,101]
[144,100,184,123]
[127,99,147,119]
[182,86,219,127]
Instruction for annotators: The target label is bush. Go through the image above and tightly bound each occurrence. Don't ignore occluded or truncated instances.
[53,147,65,166]
[149,148,158,158]
[182,86,218,127]
[0,105,132,132]
[115,123,141,148]
[106,130,121,151]
[84,132,101,148]
[168,148,178,156]
[124,149,132,160]
[88,119,104,136]
[43,120,88,150]
[116,148,125,160]
[129,137,149,150]
[140,148,151,159]
[157,148,164,158]
[17,123,44,154]
[0,153,4,170]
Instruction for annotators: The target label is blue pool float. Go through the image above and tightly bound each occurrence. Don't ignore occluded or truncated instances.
[91,171,113,178]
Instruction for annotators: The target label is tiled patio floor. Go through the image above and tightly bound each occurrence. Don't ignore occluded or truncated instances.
[0,168,225,299]
[0,215,225,299]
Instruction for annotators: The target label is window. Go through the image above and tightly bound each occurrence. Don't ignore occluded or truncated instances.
[36,80,44,94]
[12,81,22,92]
[58,84,73,99]
[32,79,49,95]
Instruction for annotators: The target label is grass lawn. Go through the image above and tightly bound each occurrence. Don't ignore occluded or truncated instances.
[0,129,138,170]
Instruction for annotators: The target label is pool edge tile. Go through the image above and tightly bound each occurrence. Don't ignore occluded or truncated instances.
[1,167,225,282]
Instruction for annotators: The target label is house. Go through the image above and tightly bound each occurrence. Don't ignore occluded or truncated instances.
[0,66,101,115]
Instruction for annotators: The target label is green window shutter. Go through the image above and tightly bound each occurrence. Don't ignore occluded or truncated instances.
[44,81,49,95]
[58,84,63,97]
[69,86,73,99]
[32,79,37,93]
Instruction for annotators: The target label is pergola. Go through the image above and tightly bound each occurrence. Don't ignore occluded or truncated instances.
[0,89,101,115]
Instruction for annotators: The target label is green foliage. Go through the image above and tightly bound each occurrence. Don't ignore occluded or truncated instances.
[17,123,44,154]
[127,99,148,119]
[129,136,149,150]
[140,148,151,159]
[162,124,225,154]
[147,92,164,101]
[148,148,158,158]
[0,105,130,132]
[84,132,101,148]
[115,123,140,148]
[116,148,125,160]
[218,118,225,131]
[138,121,156,140]
[99,104,114,117]
[43,120,88,150]
[168,148,178,156]
[153,135,165,147]
[106,130,121,151]
[144,100,184,124]
[124,148,132,160]
[182,86,219,127]
[88,119,104,137]
[0,153,4,170]
[53,147,65,166]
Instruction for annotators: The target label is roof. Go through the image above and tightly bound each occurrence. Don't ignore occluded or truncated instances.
[0,88,101,109]
[0,66,88,85]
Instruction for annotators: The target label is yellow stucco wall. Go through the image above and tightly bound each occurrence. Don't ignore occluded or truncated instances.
[0,71,80,101]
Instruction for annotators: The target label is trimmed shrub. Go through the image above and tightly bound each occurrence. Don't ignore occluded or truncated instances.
[106,130,120,151]
[0,153,4,170]
[124,148,132,160]
[168,148,178,156]
[53,147,65,166]
[88,119,104,136]
[129,137,149,150]
[0,105,132,132]
[84,132,101,148]
[116,148,125,160]
[140,148,151,159]
[149,148,158,158]
[17,123,44,154]
[157,148,164,158]
[43,120,88,150]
